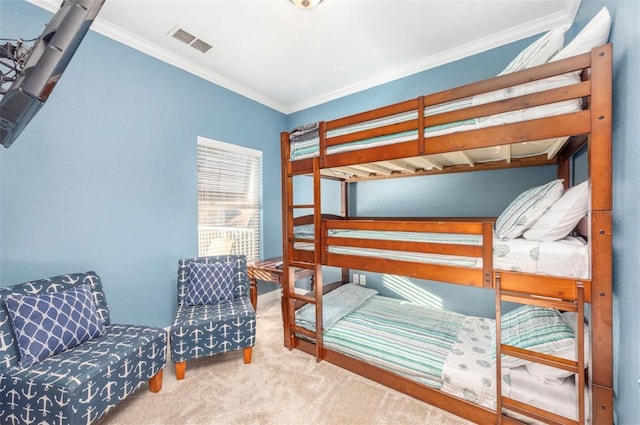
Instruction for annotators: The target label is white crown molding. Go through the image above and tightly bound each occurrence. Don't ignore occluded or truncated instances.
[26,0,289,113]
[287,10,575,113]
[27,0,578,115]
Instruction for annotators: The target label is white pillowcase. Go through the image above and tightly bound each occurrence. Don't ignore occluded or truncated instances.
[525,312,590,385]
[495,179,564,240]
[550,7,611,62]
[498,26,566,75]
[428,28,565,119]
[523,180,589,242]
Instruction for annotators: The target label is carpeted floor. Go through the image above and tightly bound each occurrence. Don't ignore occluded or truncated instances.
[98,298,474,425]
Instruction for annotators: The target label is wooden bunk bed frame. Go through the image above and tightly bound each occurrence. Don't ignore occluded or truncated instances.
[280,44,612,425]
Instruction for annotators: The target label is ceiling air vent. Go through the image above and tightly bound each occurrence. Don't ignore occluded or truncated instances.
[169,26,212,54]
[190,39,212,53]
[171,28,196,45]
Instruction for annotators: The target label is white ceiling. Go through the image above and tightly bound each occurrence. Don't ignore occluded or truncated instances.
[30,0,580,114]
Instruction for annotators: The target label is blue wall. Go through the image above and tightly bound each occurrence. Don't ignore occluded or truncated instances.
[0,1,287,328]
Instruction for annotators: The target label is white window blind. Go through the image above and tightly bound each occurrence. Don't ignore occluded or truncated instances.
[197,137,262,261]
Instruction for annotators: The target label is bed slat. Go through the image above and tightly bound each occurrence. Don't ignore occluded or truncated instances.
[325,219,486,234]
[327,236,483,257]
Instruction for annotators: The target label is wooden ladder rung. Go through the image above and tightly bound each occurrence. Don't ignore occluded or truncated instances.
[502,396,577,425]
[501,344,578,373]
[500,292,578,311]
[291,324,317,339]
[289,261,316,270]
[290,293,317,304]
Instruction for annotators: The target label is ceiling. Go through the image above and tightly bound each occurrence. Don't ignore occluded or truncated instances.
[29,0,580,114]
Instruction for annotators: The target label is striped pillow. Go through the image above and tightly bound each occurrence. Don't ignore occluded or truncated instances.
[498,27,566,76]
[495,179,564,240]
[498,305,575,368]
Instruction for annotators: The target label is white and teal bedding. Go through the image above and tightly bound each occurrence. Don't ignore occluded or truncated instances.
[289,73,581,162]
[294,228,589,278]
[323,295,468,389]
[295,286,586,422]
[297,285,469,389]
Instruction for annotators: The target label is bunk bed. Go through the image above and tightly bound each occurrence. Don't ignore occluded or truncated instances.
[279,14,612,425]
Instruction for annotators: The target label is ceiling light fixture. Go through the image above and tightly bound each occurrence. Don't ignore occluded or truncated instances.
[290,0,323,10]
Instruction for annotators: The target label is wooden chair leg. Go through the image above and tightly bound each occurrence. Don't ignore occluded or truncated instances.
[243,346,252,364]
[175,361,186,380]
[148,369,163,392]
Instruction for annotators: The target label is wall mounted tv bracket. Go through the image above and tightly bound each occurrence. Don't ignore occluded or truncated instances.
[0,38,34,95]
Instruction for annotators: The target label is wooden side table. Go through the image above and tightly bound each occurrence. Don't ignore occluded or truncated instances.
[247,257,314,313]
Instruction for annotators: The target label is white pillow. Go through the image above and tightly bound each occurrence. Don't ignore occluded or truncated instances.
[495,179,564,240]
[498,26,566,75]
[550,7,611,62]
[525,312,590,385]
[439,27,565,119]
[523,180,589,242]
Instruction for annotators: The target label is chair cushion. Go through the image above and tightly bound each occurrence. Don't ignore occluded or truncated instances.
[185,261,235,306]
[0,324,166,424]
[170,296,256,363]
[5,284,105,368]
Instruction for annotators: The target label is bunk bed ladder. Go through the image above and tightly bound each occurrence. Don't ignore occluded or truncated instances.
[282,156,324,361]
[495,273,586,425]
[286,260,323,355]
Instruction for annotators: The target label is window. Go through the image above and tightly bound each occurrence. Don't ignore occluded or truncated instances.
[197,136,262,261]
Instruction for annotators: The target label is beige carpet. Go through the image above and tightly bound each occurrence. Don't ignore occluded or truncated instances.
[98,299,474,425]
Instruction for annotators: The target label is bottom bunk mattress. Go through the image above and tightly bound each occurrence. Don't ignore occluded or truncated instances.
[295,284,587,423]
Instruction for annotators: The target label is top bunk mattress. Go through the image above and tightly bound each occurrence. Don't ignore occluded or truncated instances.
[289,72,581,165]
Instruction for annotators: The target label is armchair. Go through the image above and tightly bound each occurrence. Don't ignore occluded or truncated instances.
[170,255,256,379]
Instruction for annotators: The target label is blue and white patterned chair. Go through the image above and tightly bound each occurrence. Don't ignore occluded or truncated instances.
[0,271,167,424]
[170,255,256,379]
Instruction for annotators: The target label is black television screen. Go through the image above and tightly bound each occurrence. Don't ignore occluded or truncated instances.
[0,0,105,148]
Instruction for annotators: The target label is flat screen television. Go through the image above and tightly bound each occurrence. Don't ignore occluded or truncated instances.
[0,0,105,148]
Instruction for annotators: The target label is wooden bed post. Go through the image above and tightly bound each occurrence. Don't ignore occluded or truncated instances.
[588,44,613,425]
[281,131,294,349]
[340,180,349,284]
[313,156,324,361]
[494,273,503,423]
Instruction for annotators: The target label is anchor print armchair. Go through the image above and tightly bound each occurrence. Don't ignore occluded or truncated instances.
[170,255,256,379]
